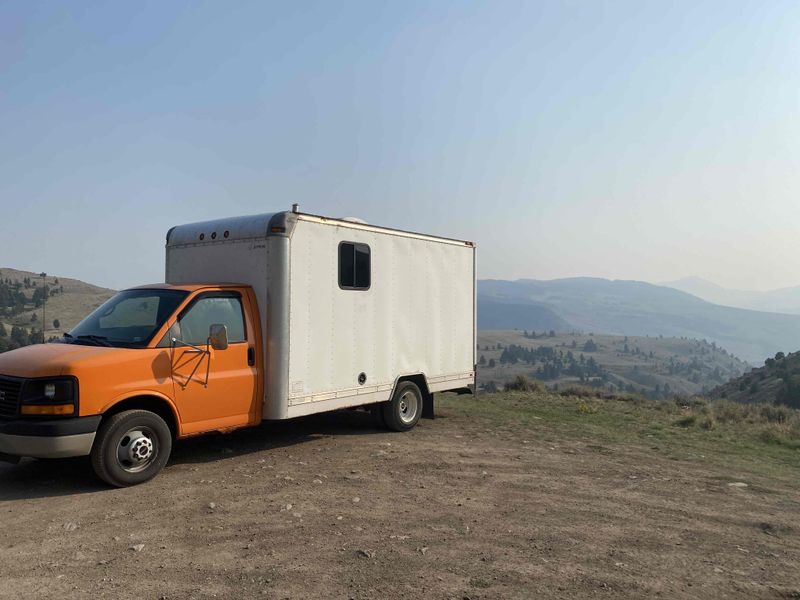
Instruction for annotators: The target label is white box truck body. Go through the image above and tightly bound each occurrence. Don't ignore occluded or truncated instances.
[165,209,476,420]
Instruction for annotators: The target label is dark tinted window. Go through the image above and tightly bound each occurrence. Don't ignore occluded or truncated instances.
[339,242,370,290]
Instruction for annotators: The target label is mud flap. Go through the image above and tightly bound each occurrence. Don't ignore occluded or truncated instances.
[422,390,435,420]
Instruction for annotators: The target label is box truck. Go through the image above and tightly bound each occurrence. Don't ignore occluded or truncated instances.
[0,208,476,486]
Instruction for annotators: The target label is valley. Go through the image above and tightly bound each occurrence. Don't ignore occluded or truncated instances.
[478,331,749,399]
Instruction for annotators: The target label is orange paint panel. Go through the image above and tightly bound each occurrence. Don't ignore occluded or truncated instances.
[0,285,264,439]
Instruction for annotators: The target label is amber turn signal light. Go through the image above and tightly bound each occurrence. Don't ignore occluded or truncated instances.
[20,404,75,416]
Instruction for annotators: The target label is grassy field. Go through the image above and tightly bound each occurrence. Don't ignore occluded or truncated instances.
[441,387,800,479]
[477,330,750,399]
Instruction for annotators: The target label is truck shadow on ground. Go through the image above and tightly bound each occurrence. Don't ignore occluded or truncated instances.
[0,409,399,501]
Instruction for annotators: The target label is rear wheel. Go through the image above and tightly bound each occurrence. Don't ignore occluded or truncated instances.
[91,410,172,487]
[369,403,387,429]
[382,382,423,432]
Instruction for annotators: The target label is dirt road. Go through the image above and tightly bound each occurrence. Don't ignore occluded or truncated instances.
[1,400,799,599]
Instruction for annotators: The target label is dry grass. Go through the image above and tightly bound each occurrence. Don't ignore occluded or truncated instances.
[448,388,800,476]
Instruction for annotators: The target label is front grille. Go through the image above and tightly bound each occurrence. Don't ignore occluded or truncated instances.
[0,376,23,418]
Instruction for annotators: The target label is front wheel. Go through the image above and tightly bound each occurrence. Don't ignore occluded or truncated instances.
[91,410,172,487]
[382,382,423,432]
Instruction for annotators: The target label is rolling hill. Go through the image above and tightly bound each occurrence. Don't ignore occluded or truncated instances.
[476,298,571,331]
[0,268,115,340]
[478,278,800,364]
[712,350,800,407]
[477,330,748,399]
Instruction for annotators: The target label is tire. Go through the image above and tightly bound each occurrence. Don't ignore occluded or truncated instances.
[382,381,423,432]
[370,403,387,429]
[91,410,172,487]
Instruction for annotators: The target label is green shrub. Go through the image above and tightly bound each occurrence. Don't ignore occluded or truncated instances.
[699,415,716,430]
[673,414,697,428]
[759,403,791,423]
[712,400,754,424]
[504,375,543,393]
[559,385,598,398]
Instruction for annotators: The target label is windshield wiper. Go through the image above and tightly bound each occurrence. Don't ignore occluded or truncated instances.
[76,334,113,347]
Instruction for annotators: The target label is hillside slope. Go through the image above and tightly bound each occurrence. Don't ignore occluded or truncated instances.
[712,351,800,407]
[0,268,115,341]
[478,331,748,398]
[478,278,800,363]
[476,297,571,331]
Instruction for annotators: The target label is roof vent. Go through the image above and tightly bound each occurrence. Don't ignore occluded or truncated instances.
[291,203,300,213]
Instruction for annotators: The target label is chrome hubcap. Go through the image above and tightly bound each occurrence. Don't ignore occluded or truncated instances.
[398,391,419,425]
[116,427,157,473]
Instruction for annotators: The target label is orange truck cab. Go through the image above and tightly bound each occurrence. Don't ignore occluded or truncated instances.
[0,284,264,485]
[0,209,476,486]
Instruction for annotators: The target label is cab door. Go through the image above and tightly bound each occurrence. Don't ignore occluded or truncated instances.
[168,290,258,434]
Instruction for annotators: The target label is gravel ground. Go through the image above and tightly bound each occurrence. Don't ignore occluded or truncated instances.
[1,402,799,599]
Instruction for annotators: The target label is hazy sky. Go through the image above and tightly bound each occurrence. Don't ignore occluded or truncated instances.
[1,1,799,291]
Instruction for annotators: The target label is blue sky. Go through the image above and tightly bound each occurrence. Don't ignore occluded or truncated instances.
[1,1,799,290]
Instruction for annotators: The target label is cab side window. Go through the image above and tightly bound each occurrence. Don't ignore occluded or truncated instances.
[176,295,246,346]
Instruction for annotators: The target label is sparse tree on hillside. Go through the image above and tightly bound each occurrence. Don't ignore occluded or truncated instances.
[0,323,6,337]
[10,326,28,347]
[483,381,499,393]
[479,355,486,366]
[30,312,38,322]
[53,318,60,330]
[488,358,496,368]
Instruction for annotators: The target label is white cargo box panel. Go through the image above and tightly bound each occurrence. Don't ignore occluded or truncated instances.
[165,211,476,421]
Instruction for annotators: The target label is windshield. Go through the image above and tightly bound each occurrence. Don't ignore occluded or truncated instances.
[67,289,189,348]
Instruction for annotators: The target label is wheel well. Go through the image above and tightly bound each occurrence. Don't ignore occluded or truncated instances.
[395,374,434,419]
[395,374,429,397]
[102,396,179,438]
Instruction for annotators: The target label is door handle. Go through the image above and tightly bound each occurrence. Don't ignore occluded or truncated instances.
[247,347,255,366]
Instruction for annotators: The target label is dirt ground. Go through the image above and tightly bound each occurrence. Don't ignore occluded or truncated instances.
[1,400,799,599]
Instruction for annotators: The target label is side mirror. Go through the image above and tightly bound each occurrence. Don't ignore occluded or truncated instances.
[209,324,229,350]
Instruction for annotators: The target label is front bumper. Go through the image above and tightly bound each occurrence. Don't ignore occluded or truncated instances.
[0,415,101,459]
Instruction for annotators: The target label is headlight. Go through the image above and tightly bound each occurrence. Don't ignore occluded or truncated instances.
[20,378,78,417]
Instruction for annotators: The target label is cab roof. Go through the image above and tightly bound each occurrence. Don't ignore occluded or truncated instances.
[127,283,249,292]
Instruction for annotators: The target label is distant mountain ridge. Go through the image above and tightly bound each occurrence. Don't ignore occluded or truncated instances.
[662,276,800,315]
[476,298,571,331]
[478,277,800,364]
